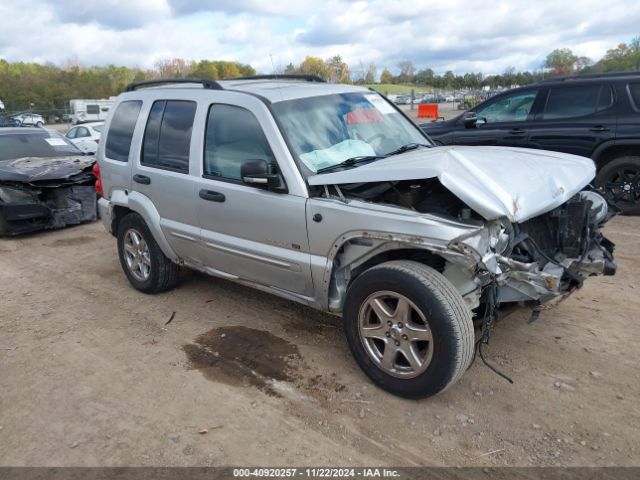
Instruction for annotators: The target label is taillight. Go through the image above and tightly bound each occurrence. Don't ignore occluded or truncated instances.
[94,139,100,143]
[92,162,103,197]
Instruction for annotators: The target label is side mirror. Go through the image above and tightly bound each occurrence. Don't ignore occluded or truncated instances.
[462,111,478,127]
[240,159,286,192]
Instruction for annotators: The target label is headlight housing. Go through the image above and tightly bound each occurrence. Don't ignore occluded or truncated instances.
[0,186,38,203]
[488,218,513,255]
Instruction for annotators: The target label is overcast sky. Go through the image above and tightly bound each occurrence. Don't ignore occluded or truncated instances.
[1,0,638,76]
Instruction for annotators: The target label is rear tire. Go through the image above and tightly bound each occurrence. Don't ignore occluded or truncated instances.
[117,212,179,294]
[595,156,640,215]
[342,260,474,399]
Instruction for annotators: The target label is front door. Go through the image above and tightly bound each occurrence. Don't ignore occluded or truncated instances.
[194,103,313,297]
[454,88,540,147]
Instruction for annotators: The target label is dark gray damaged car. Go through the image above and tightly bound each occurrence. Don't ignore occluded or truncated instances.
[0,128,97,236]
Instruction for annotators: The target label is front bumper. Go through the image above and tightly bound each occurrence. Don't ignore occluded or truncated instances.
[0,185,97,236]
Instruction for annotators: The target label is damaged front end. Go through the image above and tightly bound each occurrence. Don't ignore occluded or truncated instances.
[454,190,616,309]
[0,156,97,236]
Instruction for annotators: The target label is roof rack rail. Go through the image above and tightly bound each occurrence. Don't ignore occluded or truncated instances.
[125,77,223,92]
[539,71,640,83]
[226,74,326,83]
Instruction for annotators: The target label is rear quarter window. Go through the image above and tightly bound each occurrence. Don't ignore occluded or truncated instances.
[105,101,142,162]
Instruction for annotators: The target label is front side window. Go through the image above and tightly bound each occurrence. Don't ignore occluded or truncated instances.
[86,105,100,115]
[204,104,275,181]
[543,84,604,120]
[475,90,538,123]
[141,100,196,173]
[271,92,429,174]
[105,100,142,162]
[66,128,77,139]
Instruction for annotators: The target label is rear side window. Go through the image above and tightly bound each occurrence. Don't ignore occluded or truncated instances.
[105,100,142,162]
[141,100,196,173]
[543,85,610,119]
[86,105,100,115]
[628,83,640,111]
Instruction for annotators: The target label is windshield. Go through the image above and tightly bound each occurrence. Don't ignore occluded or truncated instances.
[272,92,431,174]
[0,131,82,161]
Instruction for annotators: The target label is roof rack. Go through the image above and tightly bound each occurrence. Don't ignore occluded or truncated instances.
[226,74,326,83]
[539,71,640,83]
[125,77,223,92]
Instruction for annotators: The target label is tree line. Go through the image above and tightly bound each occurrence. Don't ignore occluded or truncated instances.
[0,37,638,115]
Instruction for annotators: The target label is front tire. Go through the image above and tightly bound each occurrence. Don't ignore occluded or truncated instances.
[117,213,179,294]
[595,156,640,215]
[343,260,474,399]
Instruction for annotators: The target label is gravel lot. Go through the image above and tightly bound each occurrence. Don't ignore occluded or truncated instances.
[1,213,639,467]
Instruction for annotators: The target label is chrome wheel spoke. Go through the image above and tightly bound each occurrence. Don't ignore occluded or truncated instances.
[124,242,137,256]
[406,322,432,342]
[393,297,411,322]
[380,342,397,370]
[361,322,387,339]
[399,344,422,371]
[369,297,393,322]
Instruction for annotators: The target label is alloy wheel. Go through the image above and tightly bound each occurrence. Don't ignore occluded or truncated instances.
[358,291,434,378]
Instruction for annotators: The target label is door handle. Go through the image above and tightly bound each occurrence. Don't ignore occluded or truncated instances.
[590,126,610,132]
[199,189,225,202]
[509,128,526,134]
[133,174,151,185]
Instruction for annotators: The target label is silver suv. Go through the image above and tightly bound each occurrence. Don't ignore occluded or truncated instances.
[96,76,616,398]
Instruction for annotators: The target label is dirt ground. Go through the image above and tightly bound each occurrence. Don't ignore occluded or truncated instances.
[1,216,639,467]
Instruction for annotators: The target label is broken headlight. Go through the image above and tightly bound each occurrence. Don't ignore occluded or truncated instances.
[0,186,38,203]
[579,190,609,224]
[488,219,513,255]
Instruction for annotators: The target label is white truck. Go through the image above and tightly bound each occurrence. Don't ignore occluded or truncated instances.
[69,98,115,124]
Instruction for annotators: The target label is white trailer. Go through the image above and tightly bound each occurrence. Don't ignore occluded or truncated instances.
[69,98,115,124]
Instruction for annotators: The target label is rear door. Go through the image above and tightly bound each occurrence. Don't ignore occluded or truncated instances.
[192,100,313,297]
[454,88,541,147]
[131,99,199,262]
[527,83,617,158]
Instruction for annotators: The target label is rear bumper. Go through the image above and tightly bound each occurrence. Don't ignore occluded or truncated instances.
[98,197,113,234]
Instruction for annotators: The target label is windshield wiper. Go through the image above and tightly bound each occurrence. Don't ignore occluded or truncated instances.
[384,142,431,157]
[315,155,386,174]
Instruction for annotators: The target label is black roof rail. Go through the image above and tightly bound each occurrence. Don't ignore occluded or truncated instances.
[538,71,640,83]
[225,74,326,83]
[125,77,223,92]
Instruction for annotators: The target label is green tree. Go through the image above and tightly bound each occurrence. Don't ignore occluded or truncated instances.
[544,48,578,75]
[380,68,393,84]
[298,56,330,80]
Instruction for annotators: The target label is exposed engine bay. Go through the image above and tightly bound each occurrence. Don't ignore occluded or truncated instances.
[313,178,616,313]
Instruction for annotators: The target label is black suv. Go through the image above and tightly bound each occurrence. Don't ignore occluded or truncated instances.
[420,72,640,213]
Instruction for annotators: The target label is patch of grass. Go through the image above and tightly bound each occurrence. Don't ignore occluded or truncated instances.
[364,84,431,95]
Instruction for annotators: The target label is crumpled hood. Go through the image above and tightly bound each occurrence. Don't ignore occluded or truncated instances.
[0,155,95,184]
[307,146,596,222]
